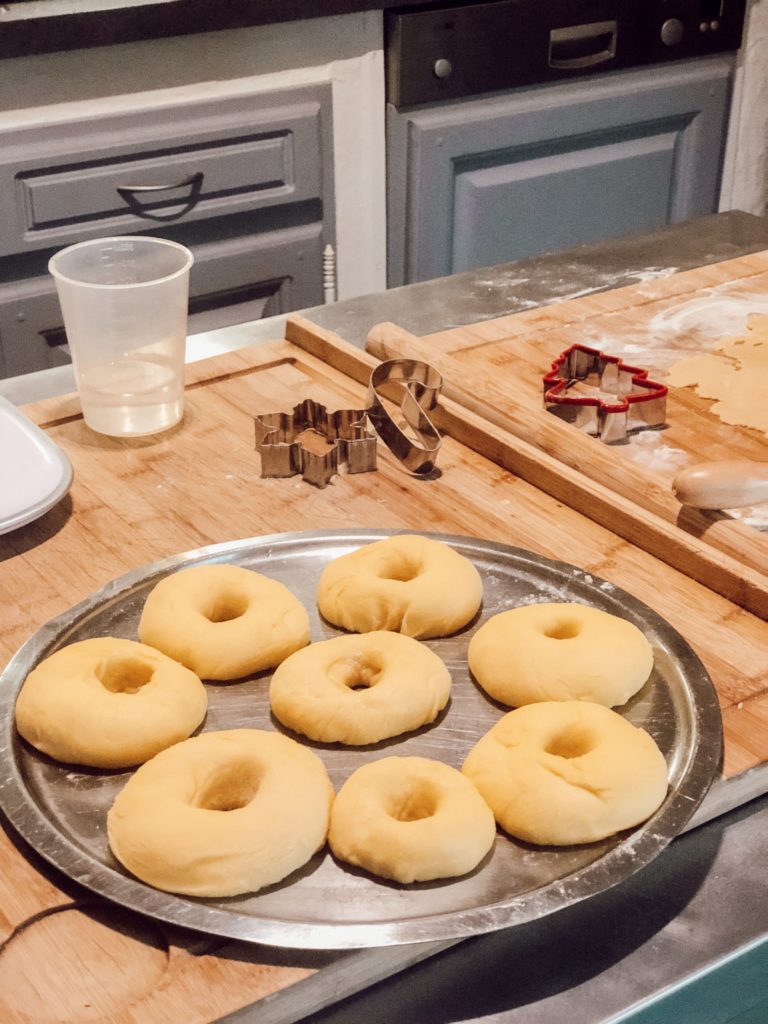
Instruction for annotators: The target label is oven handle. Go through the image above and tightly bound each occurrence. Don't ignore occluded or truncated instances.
[548,20,618,70]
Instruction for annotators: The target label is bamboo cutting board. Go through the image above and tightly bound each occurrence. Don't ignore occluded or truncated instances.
[360,251,768,620]
[1,331,766,1023]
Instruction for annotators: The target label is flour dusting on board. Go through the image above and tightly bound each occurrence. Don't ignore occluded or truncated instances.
[647,291,768,340]
[624,431,690,481]
[575,287,768,370]
[628,266,680,283]
[728,506,768,531]
[550,264,679,302]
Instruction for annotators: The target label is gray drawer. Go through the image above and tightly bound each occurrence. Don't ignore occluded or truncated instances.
[0,84,333,258]
[0,277,71,378]
[0,223,327,378]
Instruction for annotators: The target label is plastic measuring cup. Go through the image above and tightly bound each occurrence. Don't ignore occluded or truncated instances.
[48,236,194,437]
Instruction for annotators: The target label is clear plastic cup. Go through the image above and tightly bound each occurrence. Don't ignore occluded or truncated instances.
[48,236,194,437]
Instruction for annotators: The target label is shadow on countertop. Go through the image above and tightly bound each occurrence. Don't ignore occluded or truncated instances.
[259,795,768,1024]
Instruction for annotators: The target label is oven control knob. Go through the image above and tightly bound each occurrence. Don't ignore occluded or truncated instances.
[661,17,685,45]
[433,58,453,79]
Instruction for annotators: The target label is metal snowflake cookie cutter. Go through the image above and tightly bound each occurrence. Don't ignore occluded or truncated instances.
[253,398,377,488]
[543,343,668,444]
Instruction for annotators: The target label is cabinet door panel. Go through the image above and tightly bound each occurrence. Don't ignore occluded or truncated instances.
[21,129,303,229]
[186,224,327,330]
[0,85,333,258]
[452,129,678,271]
[0,225,325,379]
[387,56,733,285]
[0,283,72,378]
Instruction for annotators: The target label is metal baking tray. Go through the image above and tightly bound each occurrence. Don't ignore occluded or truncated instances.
[0,529,722,950]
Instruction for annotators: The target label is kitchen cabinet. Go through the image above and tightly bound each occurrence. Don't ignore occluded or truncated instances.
[0,83,336,377]
[0,224,329,378]
[387,56,734,286]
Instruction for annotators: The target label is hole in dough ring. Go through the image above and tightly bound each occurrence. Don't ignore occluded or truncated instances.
[328,756,496,883]
[14,637,208,769]
[316,534,483,639]
[270,631,452,745]
[462,701,669,846]
[138,563,310,680]
[468,602,654,708]
[107,729,334,897]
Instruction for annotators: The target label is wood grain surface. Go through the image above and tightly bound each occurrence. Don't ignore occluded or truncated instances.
[361,252,768,618]
[1,325,766,1022]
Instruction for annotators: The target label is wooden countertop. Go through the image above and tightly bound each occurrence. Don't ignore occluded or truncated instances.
[0,307,766,1021]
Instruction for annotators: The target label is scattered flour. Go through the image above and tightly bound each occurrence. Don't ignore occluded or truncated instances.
[504,588,571,607]
[582,337,663,360]
[543,266,678,305]
[624,431,690,479]
[627,267,679,283]
[573,289,768,366]
[726,505,768,531]
[647,290,768,343]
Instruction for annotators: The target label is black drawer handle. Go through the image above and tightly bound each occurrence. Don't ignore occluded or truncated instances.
[40,326,68,349]
[116,172,204,221]
[549,20,618,69]
[117,171,204,197]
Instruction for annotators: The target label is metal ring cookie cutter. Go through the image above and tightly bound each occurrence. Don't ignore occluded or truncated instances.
[254,398,377,488]
[366,359,443,475]
[543,344,668,444]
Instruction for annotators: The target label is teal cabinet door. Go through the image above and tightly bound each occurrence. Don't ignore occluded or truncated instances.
[387,56,734,285]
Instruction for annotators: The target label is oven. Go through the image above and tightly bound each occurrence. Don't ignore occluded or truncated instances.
[385,0,747,108]
[384,0,748,285]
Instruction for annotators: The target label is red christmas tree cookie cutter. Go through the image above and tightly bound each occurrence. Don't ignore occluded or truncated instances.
[543,343,667,444]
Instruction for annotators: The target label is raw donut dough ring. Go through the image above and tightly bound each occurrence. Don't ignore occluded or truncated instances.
[107,729,334,897]
[138,563,310,680]
[316,534,483,639]
[462,701,668,846]
[14,637,207,769]
[328,756,496,883]
[468,602,654,708]
[269,631,451,745]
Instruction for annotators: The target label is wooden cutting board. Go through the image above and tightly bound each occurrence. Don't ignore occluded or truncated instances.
[1,329,766,1023]
[358,251,768,620]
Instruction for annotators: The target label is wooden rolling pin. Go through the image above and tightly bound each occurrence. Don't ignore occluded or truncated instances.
[673,461,768,509]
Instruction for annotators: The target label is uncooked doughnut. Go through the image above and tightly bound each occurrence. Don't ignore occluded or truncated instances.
[107,729,334,897]
[329,756,496,882]
[138,563,309,680]
[462,701,668,845]
[14,637,207,769]
[270,631,451,745]
[468,602,653,708]
[316,534,482,639]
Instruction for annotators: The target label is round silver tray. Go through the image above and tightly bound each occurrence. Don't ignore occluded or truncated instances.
[0,530,722,949]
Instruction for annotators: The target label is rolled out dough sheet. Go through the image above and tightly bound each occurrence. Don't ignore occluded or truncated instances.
[667,314,768,434]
